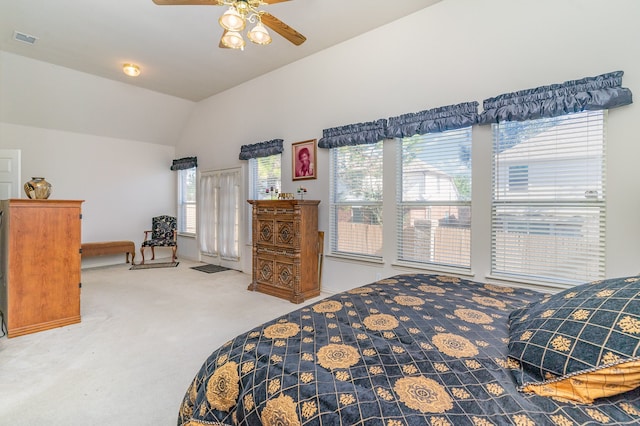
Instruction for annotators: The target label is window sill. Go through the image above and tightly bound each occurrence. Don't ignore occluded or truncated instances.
[325,253,384,265]
[484,274,573,293]
[391,261,474,278]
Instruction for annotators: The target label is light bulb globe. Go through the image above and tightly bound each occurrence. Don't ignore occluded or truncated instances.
[219,7,245,31]
[248,23,272,45]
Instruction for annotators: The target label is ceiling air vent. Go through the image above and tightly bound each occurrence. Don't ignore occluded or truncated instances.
[13,31,38,45]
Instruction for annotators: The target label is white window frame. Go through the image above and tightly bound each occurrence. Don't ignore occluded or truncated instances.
[329,142,384,261]
[396,128,472,270]
[177,167,197,235]
[491,110,606,285]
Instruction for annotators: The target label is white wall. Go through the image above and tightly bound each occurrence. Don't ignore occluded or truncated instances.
[0,51,195,267]
[0,123,178,267]
[176,0,640,293]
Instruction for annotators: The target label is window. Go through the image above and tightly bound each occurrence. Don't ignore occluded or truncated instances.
[177,167,196,234]
[329,142,383,260]
[397,128,472,269]
[247,154,281,243]
[491,110,606,284]
[249,154,281,200]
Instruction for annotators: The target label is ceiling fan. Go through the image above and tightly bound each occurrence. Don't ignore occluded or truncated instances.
[152,0,306,50]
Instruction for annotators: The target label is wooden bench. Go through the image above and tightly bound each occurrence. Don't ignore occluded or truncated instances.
[81,241,136,265]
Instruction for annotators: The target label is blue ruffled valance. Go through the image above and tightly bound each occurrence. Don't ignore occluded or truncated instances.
[170,156,197,170]
[238,139,284,160]
[318,119,388,149]
[479,71,633,124]
[386,101,479,138]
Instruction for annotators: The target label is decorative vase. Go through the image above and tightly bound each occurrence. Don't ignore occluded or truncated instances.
[24,177,52,199]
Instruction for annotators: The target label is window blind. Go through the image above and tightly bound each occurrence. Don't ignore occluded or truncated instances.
[396,128,472,269]
[177,167,197,234]
[247,154,281,244]
[249,154,282,200]
[491,110,606,284]
[329,142,383,260]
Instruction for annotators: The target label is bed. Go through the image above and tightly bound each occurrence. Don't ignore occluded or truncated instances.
[178,273,640,425]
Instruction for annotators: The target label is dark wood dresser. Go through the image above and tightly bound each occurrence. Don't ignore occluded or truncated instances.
[247,199,320,303]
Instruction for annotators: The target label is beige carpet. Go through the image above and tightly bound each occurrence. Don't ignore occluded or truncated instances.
[0,259,326,425]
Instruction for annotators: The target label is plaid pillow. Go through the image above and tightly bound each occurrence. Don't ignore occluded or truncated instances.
[508,275,640,403]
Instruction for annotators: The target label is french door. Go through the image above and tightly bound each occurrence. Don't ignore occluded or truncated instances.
[198,167,241,267]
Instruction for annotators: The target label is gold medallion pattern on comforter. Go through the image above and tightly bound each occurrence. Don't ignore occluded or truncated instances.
[178,274,640,425]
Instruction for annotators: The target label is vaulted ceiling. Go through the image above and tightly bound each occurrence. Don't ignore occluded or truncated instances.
[1,0,441,102]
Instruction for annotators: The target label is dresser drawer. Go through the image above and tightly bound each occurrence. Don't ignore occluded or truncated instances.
[256,219,296,247]
[255,245,296,259]
[256,205,295,218]
[256,256,297,290]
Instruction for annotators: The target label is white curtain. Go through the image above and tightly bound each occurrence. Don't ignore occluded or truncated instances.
[198,169,240,261]
[198,172,218,256]
[218,170,240,260]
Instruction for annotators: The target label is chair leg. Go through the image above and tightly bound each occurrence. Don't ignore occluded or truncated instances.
[140,246,176,264]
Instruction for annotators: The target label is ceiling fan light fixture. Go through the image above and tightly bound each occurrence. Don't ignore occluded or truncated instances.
[219,7,245,32]
[122,63,140,77]
[247,23,272,45]
[221,31,246,50]
[235,0,249,14]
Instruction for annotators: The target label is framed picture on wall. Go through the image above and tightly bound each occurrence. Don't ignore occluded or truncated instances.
[292,139,317,181]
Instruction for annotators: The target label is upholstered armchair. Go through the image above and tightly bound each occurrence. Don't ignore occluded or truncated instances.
[140,215,177,264]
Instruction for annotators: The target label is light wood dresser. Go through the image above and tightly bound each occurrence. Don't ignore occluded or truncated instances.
[248,199,320,303]
[0,199,84,337]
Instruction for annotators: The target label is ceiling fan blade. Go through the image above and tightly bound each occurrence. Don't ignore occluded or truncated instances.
[260,12,306,46]
[152,0,222,5]
[261,0,292,4]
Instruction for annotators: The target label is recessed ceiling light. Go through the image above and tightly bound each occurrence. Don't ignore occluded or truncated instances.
[122,63,141,77]
[13,31,38,45]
